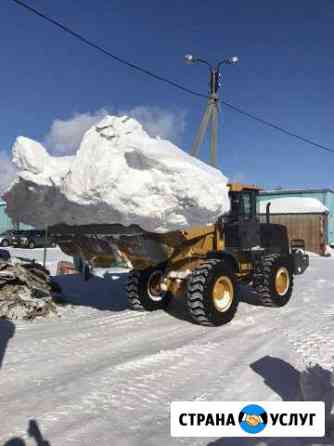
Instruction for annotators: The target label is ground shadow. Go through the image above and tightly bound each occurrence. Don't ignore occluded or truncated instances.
[250,355,301,400]
[239,283,266,306]
[165,293,199,325]
[4,419,51,446]
[28,419,51,446]
[207,356,334,446]
[52,272,129,312]
[54,272,209,322]
[3,439,26,446]
[0,318,15,369]
[0,248,11,261]
[53,272,266,323]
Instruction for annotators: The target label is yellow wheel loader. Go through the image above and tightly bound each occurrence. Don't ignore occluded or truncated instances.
[124,183,309,326]
[51,182,309,326]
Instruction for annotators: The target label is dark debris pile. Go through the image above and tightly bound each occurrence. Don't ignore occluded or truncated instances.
[0,260,58,320]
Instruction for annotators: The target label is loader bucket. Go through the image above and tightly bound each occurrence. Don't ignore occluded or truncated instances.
[49,223,216,270]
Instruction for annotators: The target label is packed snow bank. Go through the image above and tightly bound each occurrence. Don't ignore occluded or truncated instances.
[260,197,328,214]
[4,115,230,233]
[325,245,334,257]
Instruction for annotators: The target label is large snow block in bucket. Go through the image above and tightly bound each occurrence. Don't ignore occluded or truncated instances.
[4,115,230,234]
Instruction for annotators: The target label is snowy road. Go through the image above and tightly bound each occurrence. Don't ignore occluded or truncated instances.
[0,251,333,445]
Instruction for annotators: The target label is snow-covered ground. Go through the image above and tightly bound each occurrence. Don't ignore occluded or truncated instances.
[0,249,334,445]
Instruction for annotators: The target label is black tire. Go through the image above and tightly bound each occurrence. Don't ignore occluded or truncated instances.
[1,239,9,247]
[255,254,294,307]
[187,259,239,326]
[127,267,171,311]
[28,240,35,249]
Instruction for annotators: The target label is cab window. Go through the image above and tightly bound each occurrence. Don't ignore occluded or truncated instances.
[241,192,252,220]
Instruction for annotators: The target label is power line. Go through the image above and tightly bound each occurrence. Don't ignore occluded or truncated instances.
[221,101,334,154]
[10,0,334,155]
[10,0,207,99]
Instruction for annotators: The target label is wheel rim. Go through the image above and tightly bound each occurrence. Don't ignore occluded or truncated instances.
[275,267,290,296]
[147,270,165,302]
[212,275,234,312]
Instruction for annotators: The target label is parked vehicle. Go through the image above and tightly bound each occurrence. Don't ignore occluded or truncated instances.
[0,230,18,247]
[10,230,28,247]
[0,229,57,249]
[20,230,57,249]
[0,231,11,247]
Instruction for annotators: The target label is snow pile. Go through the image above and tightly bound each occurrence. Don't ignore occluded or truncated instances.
[260,197,328,214]
[325,245,334,257]
[4,115,230,233]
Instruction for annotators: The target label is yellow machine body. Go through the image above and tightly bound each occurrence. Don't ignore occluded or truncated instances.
[105,221,251,299]
[57,183,260,298]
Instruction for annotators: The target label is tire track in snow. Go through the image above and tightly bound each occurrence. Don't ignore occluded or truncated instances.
[0,298,286,443]
[288,303,334,372]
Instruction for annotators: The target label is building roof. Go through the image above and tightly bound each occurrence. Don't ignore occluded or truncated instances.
[260,187,334,195]
[259,197,329,214]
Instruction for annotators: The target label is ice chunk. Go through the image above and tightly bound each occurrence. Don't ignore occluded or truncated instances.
[4,115,230,233]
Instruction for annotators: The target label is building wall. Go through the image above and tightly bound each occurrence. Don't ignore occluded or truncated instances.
[0,200,33,233]
[0,201,15,233]
[259,213,328,255]
[259,189,334,246]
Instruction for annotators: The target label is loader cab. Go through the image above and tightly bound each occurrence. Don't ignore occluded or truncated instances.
[224,183,290,255]
[228,183,259,223]
[224,183,262,250]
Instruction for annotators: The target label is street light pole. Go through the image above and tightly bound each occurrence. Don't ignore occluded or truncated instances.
[185,55,239,168]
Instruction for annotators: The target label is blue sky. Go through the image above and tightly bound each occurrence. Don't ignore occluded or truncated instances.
[1,0,333,189]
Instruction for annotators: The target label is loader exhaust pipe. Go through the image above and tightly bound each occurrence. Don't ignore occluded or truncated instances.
[266,202,271,224]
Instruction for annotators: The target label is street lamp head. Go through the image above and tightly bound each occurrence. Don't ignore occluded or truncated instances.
[184,54,196,64]
[224,56,239,65]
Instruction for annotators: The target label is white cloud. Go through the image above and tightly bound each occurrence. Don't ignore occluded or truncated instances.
[44,106,187,155]
[44,108,109,155]
[0,150,17,198]
[125,106,186,142]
